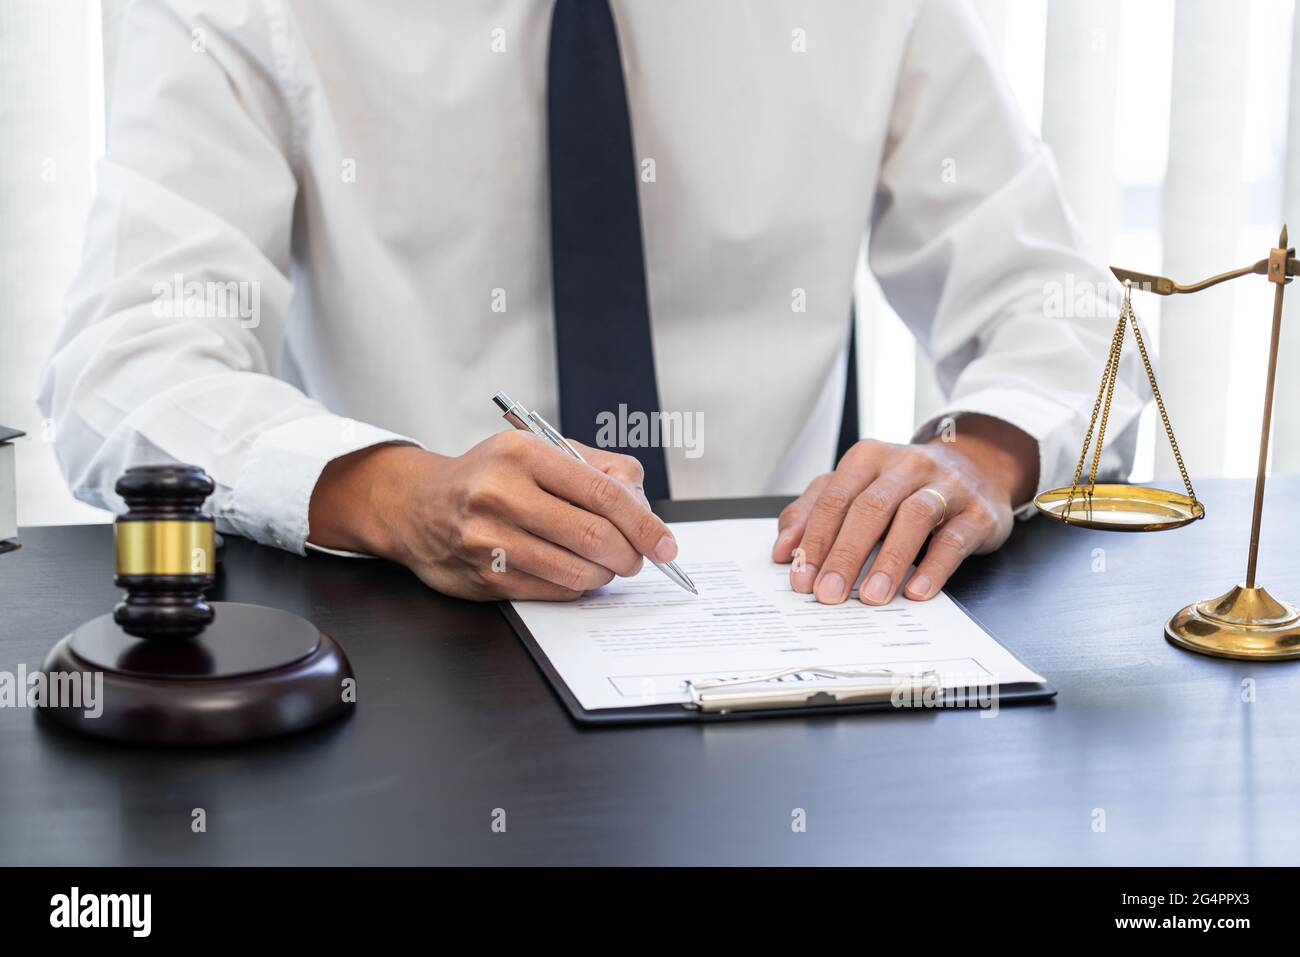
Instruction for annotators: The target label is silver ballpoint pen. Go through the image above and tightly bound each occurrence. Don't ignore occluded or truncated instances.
[492,391,698,595]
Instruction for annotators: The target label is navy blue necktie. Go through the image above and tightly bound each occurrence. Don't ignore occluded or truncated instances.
[547,0,671,501]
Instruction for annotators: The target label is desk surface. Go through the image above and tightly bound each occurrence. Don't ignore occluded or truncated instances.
[2,478,1299,865]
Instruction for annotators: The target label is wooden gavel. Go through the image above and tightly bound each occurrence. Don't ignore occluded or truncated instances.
[112,464,216,639]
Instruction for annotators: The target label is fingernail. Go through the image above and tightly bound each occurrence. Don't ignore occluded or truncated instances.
[815,572,846,604]
[653,534,678,563]
[861,571,892,604]
[905,573,933,600]
[791,563,818,593]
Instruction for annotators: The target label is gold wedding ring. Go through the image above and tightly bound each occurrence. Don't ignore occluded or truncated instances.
[918,488,948,526]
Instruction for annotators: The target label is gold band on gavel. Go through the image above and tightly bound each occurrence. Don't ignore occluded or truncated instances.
[115,520,215,576]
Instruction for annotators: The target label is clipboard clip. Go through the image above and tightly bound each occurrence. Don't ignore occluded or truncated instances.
[683,666,941,714]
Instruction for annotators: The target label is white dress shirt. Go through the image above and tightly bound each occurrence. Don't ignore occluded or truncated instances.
[39,0,1141,554]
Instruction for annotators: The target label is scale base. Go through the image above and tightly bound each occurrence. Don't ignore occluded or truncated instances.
[1166,584,1300,660]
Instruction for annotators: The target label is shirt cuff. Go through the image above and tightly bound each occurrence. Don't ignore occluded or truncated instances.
[912,386,1077,521]
[221,414,419,554]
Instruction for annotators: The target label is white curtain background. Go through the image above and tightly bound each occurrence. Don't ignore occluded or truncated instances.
[858,0,1299,486]
[2,0,1298,525]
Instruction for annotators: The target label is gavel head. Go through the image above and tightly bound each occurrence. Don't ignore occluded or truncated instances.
[113,465,216,639]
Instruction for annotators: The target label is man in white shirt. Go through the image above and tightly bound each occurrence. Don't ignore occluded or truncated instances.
[39,0,1140,605]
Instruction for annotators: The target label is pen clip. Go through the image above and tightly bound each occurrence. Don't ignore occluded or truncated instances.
[492,391,533,432]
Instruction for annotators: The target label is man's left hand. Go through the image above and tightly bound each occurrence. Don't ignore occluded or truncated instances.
[771,414,1038,605]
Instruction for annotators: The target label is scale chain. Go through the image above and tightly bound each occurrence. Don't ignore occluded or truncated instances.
[1065,299,1127,518]
[1065,282,1199,517]
[1125,295,1198,507]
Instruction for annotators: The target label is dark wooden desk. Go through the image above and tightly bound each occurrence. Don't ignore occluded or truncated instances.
[2,478,1299,865]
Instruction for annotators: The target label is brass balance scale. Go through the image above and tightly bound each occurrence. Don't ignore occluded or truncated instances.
[1035,226,1300,660]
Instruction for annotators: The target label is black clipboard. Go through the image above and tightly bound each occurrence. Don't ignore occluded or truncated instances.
[500,594,1056,726]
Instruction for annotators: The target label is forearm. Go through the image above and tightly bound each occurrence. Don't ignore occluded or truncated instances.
[308,444,444,559]
[926,413,1039,508]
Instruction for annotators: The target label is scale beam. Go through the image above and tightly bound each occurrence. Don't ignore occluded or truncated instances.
[1111,226,1298,296]
[1110,259,1276,295]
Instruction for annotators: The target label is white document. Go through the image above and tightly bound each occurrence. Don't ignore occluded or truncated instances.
[510,518,1045,711]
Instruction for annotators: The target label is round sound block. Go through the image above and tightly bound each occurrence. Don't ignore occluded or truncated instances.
[38,602,354,745]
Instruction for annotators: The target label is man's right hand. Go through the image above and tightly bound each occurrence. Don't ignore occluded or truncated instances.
[307,431,678,601]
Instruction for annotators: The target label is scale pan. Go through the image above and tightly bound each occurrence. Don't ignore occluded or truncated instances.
[1034,484,1205,532]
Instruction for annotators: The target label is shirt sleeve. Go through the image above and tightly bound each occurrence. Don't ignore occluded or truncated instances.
[868,0,1146,508]
[35,0,415,554]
